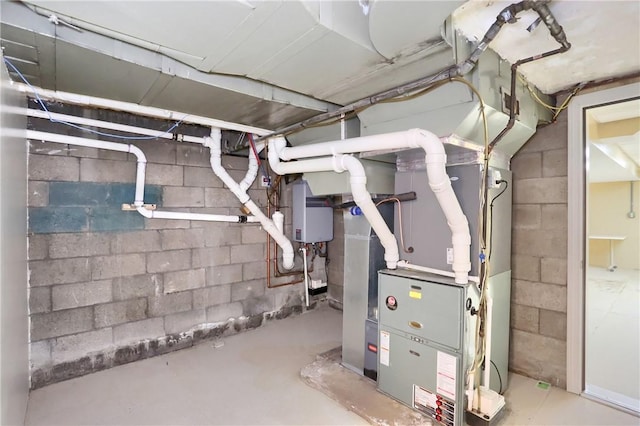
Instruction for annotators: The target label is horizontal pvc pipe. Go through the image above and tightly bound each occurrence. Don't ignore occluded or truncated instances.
[26,130,259,224]
[25,108,206,144]
[16,83,271,136]
[273,128,471,284]
[136,207,257,222]
[396,261,480,284]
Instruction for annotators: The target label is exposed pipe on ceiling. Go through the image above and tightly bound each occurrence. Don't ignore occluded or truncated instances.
[256,0,571,143]
[269,128,471,284]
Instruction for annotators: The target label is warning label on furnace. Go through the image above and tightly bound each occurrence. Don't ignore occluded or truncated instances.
[436,351,457,400]
[380,330,390,366]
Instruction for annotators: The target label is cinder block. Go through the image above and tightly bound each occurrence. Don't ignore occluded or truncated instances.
[176,145,210,167]
[206,302,243,323]
[206,264,242,286]
[160,228,205,250]
[91,254,146,280]
[30,287,51,314]
[163,187,204,207]
[30,258,91,287]
[164,309,206,334]
[241,226,266,244]
[518,117,568,154]
[243,261,267,281]
[28,181,49,207]
[146,249,191,273]
[68,146,128,161]
[183,166,223,188]
[49,233,111,259]
[113,274,162,300]
[111,230,161,254]
[113,318,165,345]
[512,255,540,281]
[164,268,206,293]
[148,292,192,317]
[52,280,112,311]
[205,227,240,247]
[146,163,184,186]
[29,155,79,181]
[541,204,568,231]
[29,207,89,234]
[510,303,539,333]
[513,279,566,312]
[539,309,567,340]
[204,188,244,208]
[30,307,93,341]
[193,285,231,309]
[89,208,145,232]
[542,149,567,178]
[48,182,161,208]
[29,140,67,156]
[241,295,275,316]
[541,257,567,285]
[510,152,542,180]
[192,247,230,268]
[231,279,265,301]
[30,340,51,370]
[509,329,566,388]
[230,243,264,264]
[80,158,136,183]
[512,229,567,258]
[51,328,113,363]
[512,205,541,229]
[513,177,567,204]
[28,234,48,260]
[95,298,148,328]
[247,189,268,205]
[133,140,177,165]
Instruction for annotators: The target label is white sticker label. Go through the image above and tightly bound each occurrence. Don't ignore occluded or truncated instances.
[446,248,454,265]
[414,384,437,409]
[436,351,457,400]
[380,330,390,366]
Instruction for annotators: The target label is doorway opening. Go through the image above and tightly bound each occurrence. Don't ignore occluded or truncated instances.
[567,82,640,414]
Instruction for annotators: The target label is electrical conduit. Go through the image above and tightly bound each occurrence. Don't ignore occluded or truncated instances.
[272,128,471,284]
[206,129,295,270]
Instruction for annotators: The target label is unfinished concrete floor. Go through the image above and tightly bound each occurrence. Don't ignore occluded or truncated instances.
[26,304,639,425]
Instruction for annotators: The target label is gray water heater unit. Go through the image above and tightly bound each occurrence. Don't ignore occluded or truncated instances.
[292,180,333,243]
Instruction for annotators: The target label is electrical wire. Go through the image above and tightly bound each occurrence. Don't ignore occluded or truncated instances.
[490,359,503,395]
[247,133,269,182]
[3,56,188,141]
[375,197,413,254]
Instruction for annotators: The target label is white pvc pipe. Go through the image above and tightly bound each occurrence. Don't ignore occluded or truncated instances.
[483,295,493,389]
[272,211,284,234]
[268,139,399,269]
[239,141,263,193]
[25,108,206,144]
[301,246,309,308]
[207,130,295,270]
[338,155,399,269]
[26,130,258,224]
[16,83,271,136]
[274,128,471,284]
[396,260,480,284]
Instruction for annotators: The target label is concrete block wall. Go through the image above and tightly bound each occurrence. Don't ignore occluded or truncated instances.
[509,111,569,388]
[27,110,304,388]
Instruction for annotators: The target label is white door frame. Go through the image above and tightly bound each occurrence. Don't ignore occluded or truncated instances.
[566,82,640,394]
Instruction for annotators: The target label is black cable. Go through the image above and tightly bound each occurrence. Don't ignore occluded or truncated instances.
[490,359,504,395]
[488,180,509,262]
